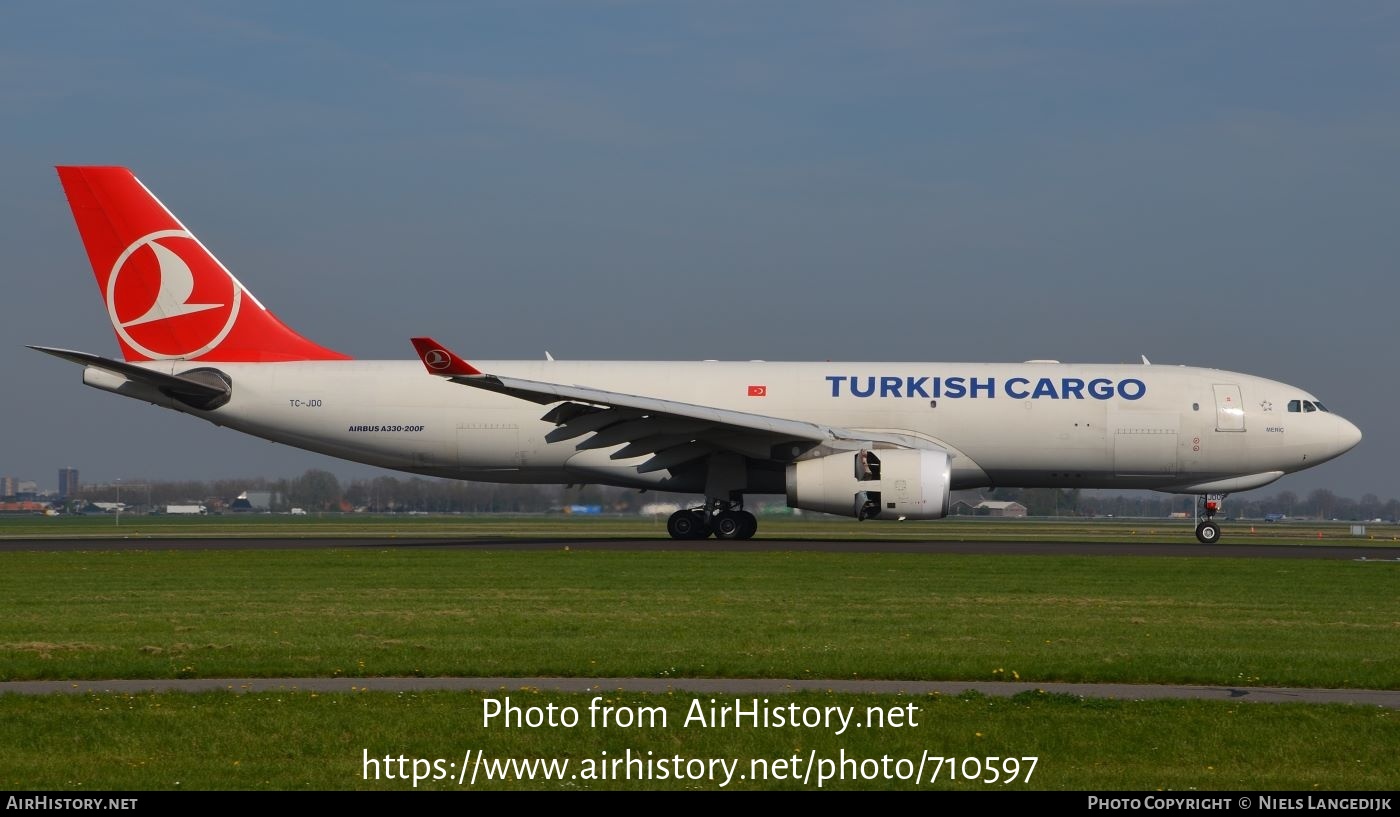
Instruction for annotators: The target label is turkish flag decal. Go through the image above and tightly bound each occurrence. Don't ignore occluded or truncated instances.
[748,385,767,397]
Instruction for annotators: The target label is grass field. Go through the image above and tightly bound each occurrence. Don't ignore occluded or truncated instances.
[1,690,1395,790]
[1,548,1395,688]
[3,515,1396,791]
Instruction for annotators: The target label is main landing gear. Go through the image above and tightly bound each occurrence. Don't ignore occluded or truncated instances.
[666,499,758,541]
[1195,494,1226,544]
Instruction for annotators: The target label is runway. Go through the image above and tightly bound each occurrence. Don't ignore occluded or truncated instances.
[2,676,1396,707]
[1,536,1397,559]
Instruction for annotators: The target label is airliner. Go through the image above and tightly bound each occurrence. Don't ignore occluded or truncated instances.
[34,167,1362,543]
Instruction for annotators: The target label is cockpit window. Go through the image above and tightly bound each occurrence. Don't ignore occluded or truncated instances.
[1289,398,1330,413]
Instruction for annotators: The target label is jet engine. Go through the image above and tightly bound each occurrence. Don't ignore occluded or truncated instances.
[784,448,951,520]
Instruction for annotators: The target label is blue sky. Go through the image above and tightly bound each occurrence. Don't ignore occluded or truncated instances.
[2,2,1396,499]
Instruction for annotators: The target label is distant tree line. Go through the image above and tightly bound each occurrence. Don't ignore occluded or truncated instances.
[75,472,1400,520]
[77,470,682,514]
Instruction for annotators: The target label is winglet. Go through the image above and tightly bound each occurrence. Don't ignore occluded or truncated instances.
[410,337,482,376]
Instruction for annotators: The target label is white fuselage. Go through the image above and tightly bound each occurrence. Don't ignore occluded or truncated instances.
[93,359,1360,498]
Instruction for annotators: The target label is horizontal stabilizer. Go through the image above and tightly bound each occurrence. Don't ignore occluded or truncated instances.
[29,346,231,410]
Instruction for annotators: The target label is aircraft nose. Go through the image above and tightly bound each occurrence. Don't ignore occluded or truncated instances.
[1336,416,1362,455]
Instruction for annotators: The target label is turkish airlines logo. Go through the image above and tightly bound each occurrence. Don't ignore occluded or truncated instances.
[748,385,767,397]
[424,349,452,370]
[106,229,241,359]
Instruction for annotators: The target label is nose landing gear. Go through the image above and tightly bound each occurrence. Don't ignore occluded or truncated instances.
[1195,494,1226,544]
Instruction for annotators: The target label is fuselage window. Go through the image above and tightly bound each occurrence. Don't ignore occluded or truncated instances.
[1287,400,1301,413]
[1303,401,1317,413]
[1192,402,1200,411]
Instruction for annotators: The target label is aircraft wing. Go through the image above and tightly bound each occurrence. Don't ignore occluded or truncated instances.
[410,337,939,470]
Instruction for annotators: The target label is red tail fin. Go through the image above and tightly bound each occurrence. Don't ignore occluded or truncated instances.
[56,166,349,362]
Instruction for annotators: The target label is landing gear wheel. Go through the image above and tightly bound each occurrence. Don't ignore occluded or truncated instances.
[667,510,711,540]
[1195,521,1221,545]
[712,511,745,540]
[736,511,758,540]
[712,511,759,540]
[688,510,711,539]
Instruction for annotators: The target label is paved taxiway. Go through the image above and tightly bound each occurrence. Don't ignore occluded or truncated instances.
[1,537,1398,559]
[2,676,1396,707]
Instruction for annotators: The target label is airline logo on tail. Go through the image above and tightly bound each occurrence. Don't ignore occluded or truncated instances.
[108,229,241,359]
[57,166,349,363]
[422,349,452,370]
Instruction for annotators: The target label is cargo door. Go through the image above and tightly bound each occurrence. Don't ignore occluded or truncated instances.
[457,421,521,468]
[1111,411,1180,477]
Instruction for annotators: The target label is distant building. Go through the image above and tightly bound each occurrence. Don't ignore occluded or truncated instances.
[952,499,1029,517]
[975,500,1028,518]
[58,467,79,498]
[229,490,274,512]
[17,480,39,496]
[0,476,15,497]
[0,501,49,514]
[950,500,979,516]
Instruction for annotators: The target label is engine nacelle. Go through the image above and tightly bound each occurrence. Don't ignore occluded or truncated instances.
[785,449,951,520]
